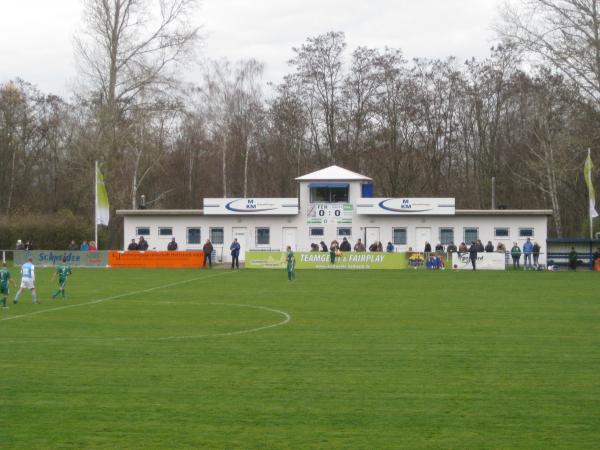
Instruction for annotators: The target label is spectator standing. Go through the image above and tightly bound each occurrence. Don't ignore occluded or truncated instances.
[203,239,214,268]
[475,239,484,253]
[88,241,97,251]
[484,241,494,252]
[522,237,534,270]
[369,241,378,252]
[310,243,319,252]
[593,247,600,271]
[230,238,240,269]
[339,237,351,252]
[138,236,149,251]
[458,242,468,254]
[320,241,328,252]
[376,241,384,252]
[167,237,178,251]
[127,239,139,251]
[24,241,34,251]
[496,242,506,253]
[67,240,79,251]
[469,241,478,270]
[80,241,89,251]
[15,240,25,250]
[446,242,457,253]
[568,247,578,271]
[424,241,432,253]
[386,242,394,253]
[435,243,444,252]
[511,242,522,269]
[532,241,541,269]
[354,239,366,252]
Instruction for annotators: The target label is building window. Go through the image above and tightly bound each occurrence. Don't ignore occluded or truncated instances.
[256,227,270,245]
[210,227,224,244]
[187,228,201,245]
[519,228,534,237]
[495,227,509,238]
[440,228,454,245]
[393,228,407,245]
[337,227,352,236]
[309,185,349,203]
[310,227,324,237]
[464,227,478,243]
[158,227,173,237]
[136,227,150,236]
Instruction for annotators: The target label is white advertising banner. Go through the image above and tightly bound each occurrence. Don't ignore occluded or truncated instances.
[204,198,298,215]
[356,198,455,215]
[452,252,506,270]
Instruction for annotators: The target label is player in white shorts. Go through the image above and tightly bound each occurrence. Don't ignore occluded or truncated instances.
[14,257,38,304]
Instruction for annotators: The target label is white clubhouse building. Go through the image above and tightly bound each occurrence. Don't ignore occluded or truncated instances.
[117,166,551,263]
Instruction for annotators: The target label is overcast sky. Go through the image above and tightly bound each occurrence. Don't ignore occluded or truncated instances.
[0,0,502,98]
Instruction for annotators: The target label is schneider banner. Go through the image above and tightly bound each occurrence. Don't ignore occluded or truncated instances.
[14,250,108,267]
[246,251,410,270]
[452,252,506,270]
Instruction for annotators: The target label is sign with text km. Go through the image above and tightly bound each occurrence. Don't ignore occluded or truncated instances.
[356,198,455,215]
[203,198,298,215]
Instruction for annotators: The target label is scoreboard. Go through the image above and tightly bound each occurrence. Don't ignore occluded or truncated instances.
[307,203,353,224]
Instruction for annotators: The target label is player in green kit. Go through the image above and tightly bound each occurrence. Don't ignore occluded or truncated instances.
[0,262,15,308]
[286,245,295,281]
[51,257,72,299]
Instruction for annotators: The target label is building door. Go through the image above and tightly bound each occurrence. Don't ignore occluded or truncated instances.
[365,227,380,250]
[416,227,432,252]
[282,227,297,251]
[232,227,247,261]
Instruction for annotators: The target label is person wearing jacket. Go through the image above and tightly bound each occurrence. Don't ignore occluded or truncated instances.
[522,237,534,270]
[167,237,178,251]
[568,247,578,271]
[137,236,149,251]
[435,243,444,252]
[203,239,214,268]
[386,242,395,253]
[532,241,541,269]
[496,242,506,253]
[468,241,478,270]
[127,239,138,251]
[458,242,468,254]
[320,241,328,252]
[354,239,366,252]
[230,238,240,269]
[339,237,351,252]
[511,242,521,270]
[476,239,485,253]
[446,242,457,253]
[424,242,432,253]
[484,241,494,252]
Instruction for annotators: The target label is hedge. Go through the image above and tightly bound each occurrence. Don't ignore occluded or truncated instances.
[0,212,110,250]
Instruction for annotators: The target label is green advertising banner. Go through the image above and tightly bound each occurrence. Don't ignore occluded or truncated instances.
[14,250,109,268]
[245,251,412,270]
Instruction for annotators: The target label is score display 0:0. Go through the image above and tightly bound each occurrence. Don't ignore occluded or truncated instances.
[318,209,342,217]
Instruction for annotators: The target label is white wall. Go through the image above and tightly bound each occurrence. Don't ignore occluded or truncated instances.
[122,179,549,264]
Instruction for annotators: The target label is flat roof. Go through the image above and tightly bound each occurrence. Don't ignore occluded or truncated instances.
[117,208,552,216]
[117,209,204,216]
[455,209,553,216]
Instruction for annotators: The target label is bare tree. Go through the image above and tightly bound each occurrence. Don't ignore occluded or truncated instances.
[498,0,600,108]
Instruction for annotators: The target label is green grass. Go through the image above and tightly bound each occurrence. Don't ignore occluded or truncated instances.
[1,268,599,449]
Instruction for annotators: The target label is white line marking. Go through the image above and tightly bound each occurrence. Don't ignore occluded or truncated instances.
[0,302,291,342]
[0,271,234,322]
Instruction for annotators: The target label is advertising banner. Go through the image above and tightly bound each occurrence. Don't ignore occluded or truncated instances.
[452,252,506,270]
[203,198,298,215]
[246,251,410,270]
[356,198,455,215]
[14,250,108,268]
[108,251,205,268]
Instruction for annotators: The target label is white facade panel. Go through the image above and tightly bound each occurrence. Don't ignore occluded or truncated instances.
[204,198,298,215]
[356,198,455,215]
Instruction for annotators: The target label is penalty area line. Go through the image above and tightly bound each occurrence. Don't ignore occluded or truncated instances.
[0,270,235,322]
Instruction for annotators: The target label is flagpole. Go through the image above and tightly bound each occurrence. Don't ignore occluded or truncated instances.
[589,148,594,240]
[95,160,98,248]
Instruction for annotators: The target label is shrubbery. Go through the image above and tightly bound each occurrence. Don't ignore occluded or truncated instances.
[0,212,98,250]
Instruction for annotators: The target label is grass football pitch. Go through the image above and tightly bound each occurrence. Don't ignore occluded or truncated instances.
[1,267,599,449]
